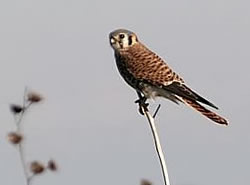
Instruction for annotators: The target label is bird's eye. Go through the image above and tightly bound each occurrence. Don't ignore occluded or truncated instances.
[119,34,125,39]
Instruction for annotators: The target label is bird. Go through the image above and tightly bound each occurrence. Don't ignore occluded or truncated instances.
[109,28,228,125]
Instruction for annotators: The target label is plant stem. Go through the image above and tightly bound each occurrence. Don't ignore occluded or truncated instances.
[15,88,32,185]
[18,143,30,185]
[140,105,171,185]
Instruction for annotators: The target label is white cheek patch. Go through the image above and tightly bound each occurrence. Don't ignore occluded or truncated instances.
[110,38,115,44]
[122,37,129,47]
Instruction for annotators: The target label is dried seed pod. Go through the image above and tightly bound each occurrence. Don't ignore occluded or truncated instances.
[141,179,152,185]
[47,160,57,171]
[10,104,23,114]
[27,92,43,103]
[30,161,45,175]
[8,132,23,144]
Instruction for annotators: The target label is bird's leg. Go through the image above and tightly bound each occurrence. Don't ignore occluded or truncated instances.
[135,91,149,115]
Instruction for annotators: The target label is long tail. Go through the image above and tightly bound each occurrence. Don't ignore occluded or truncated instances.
[181,98,228,125]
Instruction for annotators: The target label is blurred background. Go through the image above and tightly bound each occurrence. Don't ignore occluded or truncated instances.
[0,0,249,185]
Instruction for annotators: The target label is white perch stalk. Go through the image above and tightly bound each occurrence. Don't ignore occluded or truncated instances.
[142,106,170,185]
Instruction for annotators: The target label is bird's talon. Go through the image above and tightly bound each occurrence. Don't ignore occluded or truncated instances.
[139,107,144,115]
[135,97,149,115]
[134,99,140,104]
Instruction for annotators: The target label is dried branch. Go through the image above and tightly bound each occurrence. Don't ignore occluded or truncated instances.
[10,91,32,185]
[136,95,171,185]
[153,104,161,118]
[8,89,57,185]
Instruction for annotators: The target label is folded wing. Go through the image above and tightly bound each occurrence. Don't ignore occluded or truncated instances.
[164,81,218,109]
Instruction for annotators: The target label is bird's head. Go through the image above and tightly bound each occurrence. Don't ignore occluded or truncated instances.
[109,29,138,51]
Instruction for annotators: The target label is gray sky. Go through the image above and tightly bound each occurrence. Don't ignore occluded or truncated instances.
[0,0,249,185]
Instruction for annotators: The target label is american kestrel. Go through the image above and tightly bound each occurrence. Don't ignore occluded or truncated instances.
[109,29,228,125]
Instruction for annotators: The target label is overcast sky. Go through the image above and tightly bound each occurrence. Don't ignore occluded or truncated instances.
[0,0,249,185]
